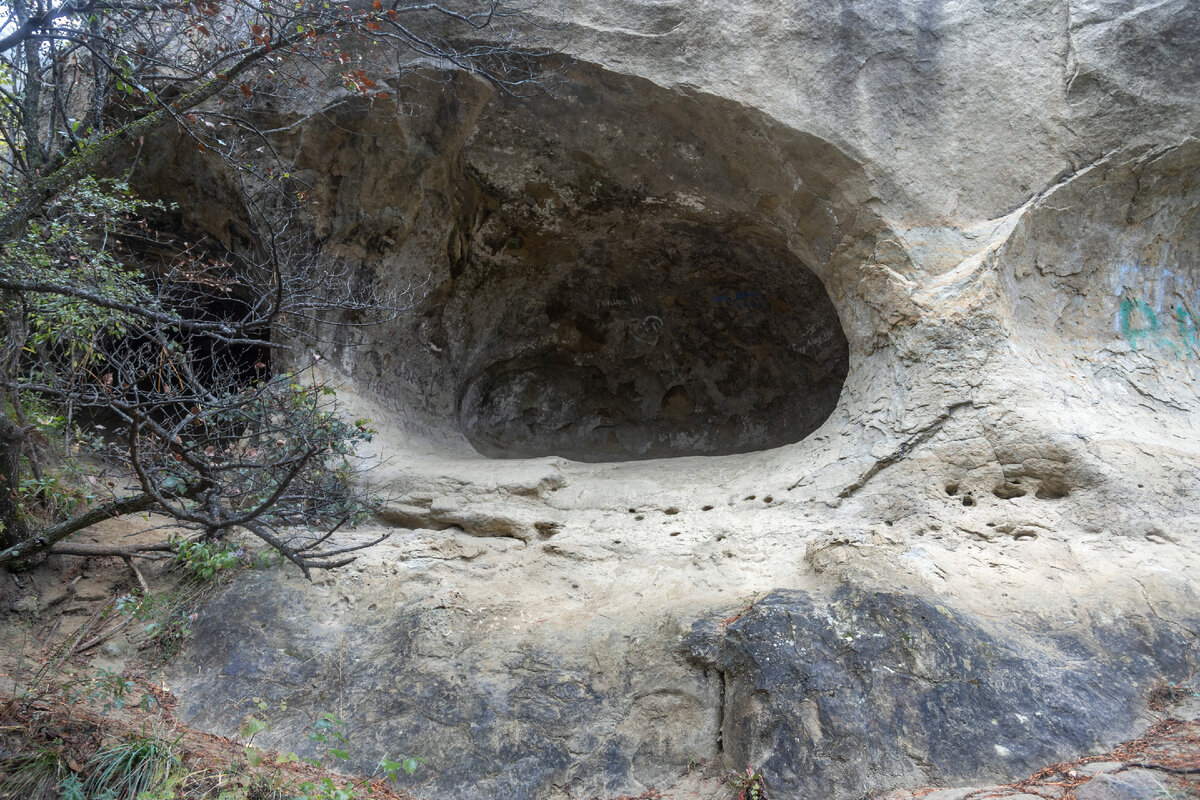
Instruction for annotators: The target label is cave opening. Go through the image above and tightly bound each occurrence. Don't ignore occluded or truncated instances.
[445,220,849,462]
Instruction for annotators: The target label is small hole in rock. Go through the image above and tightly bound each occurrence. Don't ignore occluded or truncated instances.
[1035,482,1069,500]
[669,531,681,537]
[884,521,893,527]
[702,505,714,511]
[664,507,680,515]
[1013,532,1038,541]
[635,515,644,521]
[961,496,976,507]
[628,508,637,513]
[716,534,726,541]
[744,495,757,501]
[945,484,959,496]
[763,496,773,504]
[992,481,1027,500]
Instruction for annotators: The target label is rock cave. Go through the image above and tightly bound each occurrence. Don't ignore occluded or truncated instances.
[7,2,1200,800]
[145,6,1200,796]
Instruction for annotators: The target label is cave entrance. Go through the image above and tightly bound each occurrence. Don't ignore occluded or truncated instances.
[446,220,849,462]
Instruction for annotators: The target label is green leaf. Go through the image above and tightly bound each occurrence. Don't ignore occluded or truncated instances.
[379,758,402,780]
[239,716,268,738]
[245,746,266,767]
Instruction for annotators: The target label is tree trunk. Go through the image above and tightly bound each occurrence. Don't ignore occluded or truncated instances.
[0,290,30,550]
[0,492,162,568]
[0,413,30,550]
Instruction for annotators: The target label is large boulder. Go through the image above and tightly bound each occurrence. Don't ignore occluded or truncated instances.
[155,2,1200,798]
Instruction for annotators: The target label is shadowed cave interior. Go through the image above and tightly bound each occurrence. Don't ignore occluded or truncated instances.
[443,220,849,462]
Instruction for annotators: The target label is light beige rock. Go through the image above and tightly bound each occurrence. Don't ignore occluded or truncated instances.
[145,1,1200,799]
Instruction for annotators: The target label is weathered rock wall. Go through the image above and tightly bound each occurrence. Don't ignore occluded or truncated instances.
[152,2,1200,799]
[527,0,1200,224]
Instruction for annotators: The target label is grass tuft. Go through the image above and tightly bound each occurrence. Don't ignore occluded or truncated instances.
[83,731,180,800]
[0,750,71,800]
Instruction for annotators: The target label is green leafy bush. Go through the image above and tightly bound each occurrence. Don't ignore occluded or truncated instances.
[172,538,245,580]
[728,765,768,800]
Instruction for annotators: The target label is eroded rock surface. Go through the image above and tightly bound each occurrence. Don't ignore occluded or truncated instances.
[176,561,719,800]
[689,588,1199,798]
[154,1,1200,798]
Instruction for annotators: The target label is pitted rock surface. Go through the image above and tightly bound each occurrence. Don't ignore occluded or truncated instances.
[152,2,1200,799]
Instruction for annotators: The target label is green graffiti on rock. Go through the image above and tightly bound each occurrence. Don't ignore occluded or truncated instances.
[1120,298,1182,358]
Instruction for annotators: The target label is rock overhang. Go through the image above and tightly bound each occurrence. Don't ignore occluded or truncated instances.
[130,11,1200,798]
[257,63,909,467]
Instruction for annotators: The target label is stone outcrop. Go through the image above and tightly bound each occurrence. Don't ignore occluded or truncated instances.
[154,2,1200,798]
[689,587,1199,799]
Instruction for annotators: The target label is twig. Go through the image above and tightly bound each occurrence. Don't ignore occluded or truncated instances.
[61,600,113,659]
[122,555,150,593]
[74,612,134,654]
[719,593,764,629]
[50,541,173,557]
[1124,762,1200,775]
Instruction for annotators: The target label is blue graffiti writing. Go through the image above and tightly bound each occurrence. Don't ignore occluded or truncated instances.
[712,290,767,314]
[1176,304,1199,358]
[1118,297,1200,359]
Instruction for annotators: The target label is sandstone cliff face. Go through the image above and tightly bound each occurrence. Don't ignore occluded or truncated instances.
[155,2,1200,798]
